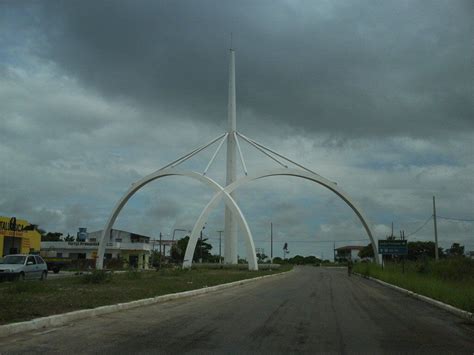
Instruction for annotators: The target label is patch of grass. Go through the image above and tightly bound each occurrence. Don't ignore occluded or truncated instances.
[125,269,143,280]
[81,270,112,284]
[6,281,48,294]
[0,265,292,325]
[354,259,474,313]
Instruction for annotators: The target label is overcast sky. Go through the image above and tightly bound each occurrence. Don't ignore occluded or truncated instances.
[1,0,473,259]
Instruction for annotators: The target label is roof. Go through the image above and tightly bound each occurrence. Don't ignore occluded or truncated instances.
[89,229,151,239]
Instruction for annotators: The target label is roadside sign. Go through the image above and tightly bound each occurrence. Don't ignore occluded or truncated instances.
[378,240,408,255]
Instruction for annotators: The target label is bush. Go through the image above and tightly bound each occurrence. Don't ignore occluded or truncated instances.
[432,257,474,281]
[360,262,372,277]
[81,270,112,284]
[104,258,125,270]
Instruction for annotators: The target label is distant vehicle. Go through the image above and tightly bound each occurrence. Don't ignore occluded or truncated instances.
[0,254,48,281]
[43,257,72,274]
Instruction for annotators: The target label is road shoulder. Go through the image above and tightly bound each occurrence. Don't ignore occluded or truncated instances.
[354,272,473,321]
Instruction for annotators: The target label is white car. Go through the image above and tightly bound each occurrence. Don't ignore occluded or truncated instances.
[0,254,48,281]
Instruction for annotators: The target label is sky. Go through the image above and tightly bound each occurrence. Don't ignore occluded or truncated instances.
[1,0,473,260]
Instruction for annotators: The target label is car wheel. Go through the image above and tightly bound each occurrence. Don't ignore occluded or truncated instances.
[40,271,48,281]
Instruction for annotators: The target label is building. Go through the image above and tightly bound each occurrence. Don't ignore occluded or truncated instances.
[335,245,364,262]
[0,216,41,256]
[41,229,152,269]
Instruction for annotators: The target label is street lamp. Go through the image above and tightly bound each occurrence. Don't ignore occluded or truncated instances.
[199,223,207,263]
[172,228,190,241]
[217,230,224,264]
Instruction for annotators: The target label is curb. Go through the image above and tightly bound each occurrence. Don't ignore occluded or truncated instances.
[354,272,473,322]
[0,269,292,338]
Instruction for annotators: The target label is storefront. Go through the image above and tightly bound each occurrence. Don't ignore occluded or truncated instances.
[0,216,41,257]
[41,229,152,269]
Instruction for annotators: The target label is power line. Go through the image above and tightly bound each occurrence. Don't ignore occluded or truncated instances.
[206,238,369,243]
[405,215,433,237]
[437,216,474,222]
[253,239,369,243]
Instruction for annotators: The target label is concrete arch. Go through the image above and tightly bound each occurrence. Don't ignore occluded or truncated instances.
[96,168,258,270]
[183,168,380,268]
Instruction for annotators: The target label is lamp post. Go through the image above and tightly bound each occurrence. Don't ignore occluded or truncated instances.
[172,228,190,241]
[217,230,224,264]
[270,222,273,263]
[199,224,206,263]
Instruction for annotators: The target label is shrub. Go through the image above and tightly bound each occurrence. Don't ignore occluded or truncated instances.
[415,256,431,274]
[104,258,125,270]
[432,257,474,281]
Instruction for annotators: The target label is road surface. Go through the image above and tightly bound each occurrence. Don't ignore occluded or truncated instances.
[1,267,473,354]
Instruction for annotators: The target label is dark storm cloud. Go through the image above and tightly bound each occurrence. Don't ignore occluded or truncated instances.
[10,0,474,138]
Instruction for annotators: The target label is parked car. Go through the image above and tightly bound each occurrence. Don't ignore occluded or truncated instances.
[43,257,72,273]
[0,254,48,281]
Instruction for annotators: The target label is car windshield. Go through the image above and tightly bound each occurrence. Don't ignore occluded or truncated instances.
[1,256,26,264]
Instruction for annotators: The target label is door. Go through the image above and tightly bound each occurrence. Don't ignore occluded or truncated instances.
[129,255,139,268]
[25,255,39,279]
[3,237,22,256]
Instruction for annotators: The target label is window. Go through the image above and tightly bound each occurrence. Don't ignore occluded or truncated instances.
[27,256,36,264]
[57,253,63,258]
[35,256,45,264]
[115,238,122,242]
[1,255,26,264]
[89,238,97,242]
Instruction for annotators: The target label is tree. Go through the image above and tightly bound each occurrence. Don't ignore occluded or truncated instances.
[358,244,374,258]
[170,236,213,263]
[41,232,63,242]
[170,236,189,263]
[407,241,444,261]
[288,255,305,265]
[256,252,268,263]
[63,234,75,241]
[447,243,464,257]
[272,257,284,264]
[303,256,321,265]
[150,250,162,267]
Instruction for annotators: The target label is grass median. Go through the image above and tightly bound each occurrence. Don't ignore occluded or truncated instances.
[354,258,474,313]
[0,266,291,325]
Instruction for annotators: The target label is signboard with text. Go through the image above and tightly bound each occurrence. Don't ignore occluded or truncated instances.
[378,240,408,255]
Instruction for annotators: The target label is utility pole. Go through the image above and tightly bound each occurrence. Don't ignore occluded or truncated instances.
[433,196,439,261]
[224,47,238,264]
[159,232,163,266]
[270,222,273,263]
[199,229,203,263]
[217,230,223,264]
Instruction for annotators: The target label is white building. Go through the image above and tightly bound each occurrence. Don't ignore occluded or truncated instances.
[41,229,152,269]
[335,245,364,262]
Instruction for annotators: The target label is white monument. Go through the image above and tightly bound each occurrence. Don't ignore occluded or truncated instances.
[96,48,380,270]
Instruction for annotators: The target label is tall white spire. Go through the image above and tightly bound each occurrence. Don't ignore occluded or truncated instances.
[224,48,238,263]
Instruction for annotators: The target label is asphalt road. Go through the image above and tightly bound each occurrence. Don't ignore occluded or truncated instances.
[1,267,473,354]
